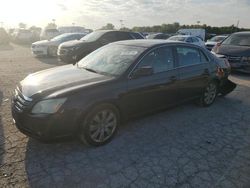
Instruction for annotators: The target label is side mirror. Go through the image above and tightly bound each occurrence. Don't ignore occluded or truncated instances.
[131,66,153,79]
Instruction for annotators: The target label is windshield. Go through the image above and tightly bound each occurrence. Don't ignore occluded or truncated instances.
[51,34,71,41]
[77,44,145,76]
[222,34,250,46]
[80,31,104,42]
[209,36,226,42]
[168,36,185,41]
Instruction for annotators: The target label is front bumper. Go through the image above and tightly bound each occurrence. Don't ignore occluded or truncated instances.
[218,79,237,96]
[31,47,48,56]
[11,103,78,141]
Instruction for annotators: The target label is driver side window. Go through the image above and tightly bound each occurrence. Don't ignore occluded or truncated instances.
[137,47,174,74]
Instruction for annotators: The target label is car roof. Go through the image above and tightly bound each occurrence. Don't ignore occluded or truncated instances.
[112,39,186,48]
[233,31,250,35]
[171,35,193,38]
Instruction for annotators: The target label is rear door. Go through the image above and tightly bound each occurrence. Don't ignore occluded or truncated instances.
[123,46,179,117]
[175,45,210,100]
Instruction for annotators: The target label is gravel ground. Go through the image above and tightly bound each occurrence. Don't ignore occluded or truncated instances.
[0,44,250,188]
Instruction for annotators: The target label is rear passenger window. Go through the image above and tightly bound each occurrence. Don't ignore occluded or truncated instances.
[176,47,203,66]
[138,47,174,73]
[116,32,132,40]
[101,32,117,42]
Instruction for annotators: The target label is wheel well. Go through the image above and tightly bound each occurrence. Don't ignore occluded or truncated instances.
[76,101,122,131]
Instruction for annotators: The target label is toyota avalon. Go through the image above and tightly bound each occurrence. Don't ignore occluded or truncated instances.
[12,40,236,146]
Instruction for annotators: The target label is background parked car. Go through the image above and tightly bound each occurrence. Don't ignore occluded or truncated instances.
[146,33,170,39]
[177,28,206,41]
[167,35,205,47]
[57,30,144,63]
[212,31,250,73]
[12,29,33,43]
[40,28,60,40]
[32,33,87,56]
[205,35,228,50]
[0,27,10,45]
[58,26,89,34]
[12,40,235,146]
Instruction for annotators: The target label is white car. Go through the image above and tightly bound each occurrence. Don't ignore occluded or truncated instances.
[40,28,60,40]
[32,33,86,56]
[205,35,228,51]
[12,29,33,43]
[167,35,205,48]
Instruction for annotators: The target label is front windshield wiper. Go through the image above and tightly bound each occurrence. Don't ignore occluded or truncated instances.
[83,67,98,73]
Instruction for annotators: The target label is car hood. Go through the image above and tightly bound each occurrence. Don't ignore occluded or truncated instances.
[216,44,250,56]
[60,40,93,48]
[19,65,113,98]
[32,40,57,46]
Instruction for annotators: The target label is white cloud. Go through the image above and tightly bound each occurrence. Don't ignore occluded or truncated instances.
[1,0,250,29]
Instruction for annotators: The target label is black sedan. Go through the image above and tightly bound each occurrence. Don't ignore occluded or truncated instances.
[12,40,236,146]
[212,31,250,73]
[57,30,144,64]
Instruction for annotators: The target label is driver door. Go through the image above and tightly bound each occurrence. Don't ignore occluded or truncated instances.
[122,46,180,117]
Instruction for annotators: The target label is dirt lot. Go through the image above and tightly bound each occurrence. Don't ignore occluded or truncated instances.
[0,44,250,188]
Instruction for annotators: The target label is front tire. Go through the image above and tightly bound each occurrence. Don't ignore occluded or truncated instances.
[198,81,218,107]
[79,104,120,146]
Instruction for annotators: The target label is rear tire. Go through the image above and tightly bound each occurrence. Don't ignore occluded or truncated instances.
[198,81,218,107]
[79,104,120,146]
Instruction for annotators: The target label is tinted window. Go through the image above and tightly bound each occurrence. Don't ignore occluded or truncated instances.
[176,47,203,66]
[116,32,132,40]
[80,31,105,42]
[222,33,250,46]
[186,37,192,43]
[130,32,144,39]
[137,47,174,73]
[192,37,199,42]
[200,51,209,62]
[101,32,117,42]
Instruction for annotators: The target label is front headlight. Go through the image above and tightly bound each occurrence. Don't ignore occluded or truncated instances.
[31,98,67,114]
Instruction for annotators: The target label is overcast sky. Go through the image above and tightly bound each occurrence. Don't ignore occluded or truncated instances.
[0,0,250,29]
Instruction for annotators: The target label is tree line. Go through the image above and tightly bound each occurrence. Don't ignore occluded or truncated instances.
[101,22,250,35]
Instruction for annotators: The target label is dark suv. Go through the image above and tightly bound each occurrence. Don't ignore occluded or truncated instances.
[212,31,250,73]
[57,30,144,63]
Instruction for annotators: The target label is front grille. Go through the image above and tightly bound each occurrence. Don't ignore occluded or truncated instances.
[13,88,32,112]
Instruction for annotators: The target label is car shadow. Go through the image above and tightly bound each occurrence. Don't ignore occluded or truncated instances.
[0,90,4,168]
[35,57,66,66]
[0,44,14,51]
[24,83,250,187]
